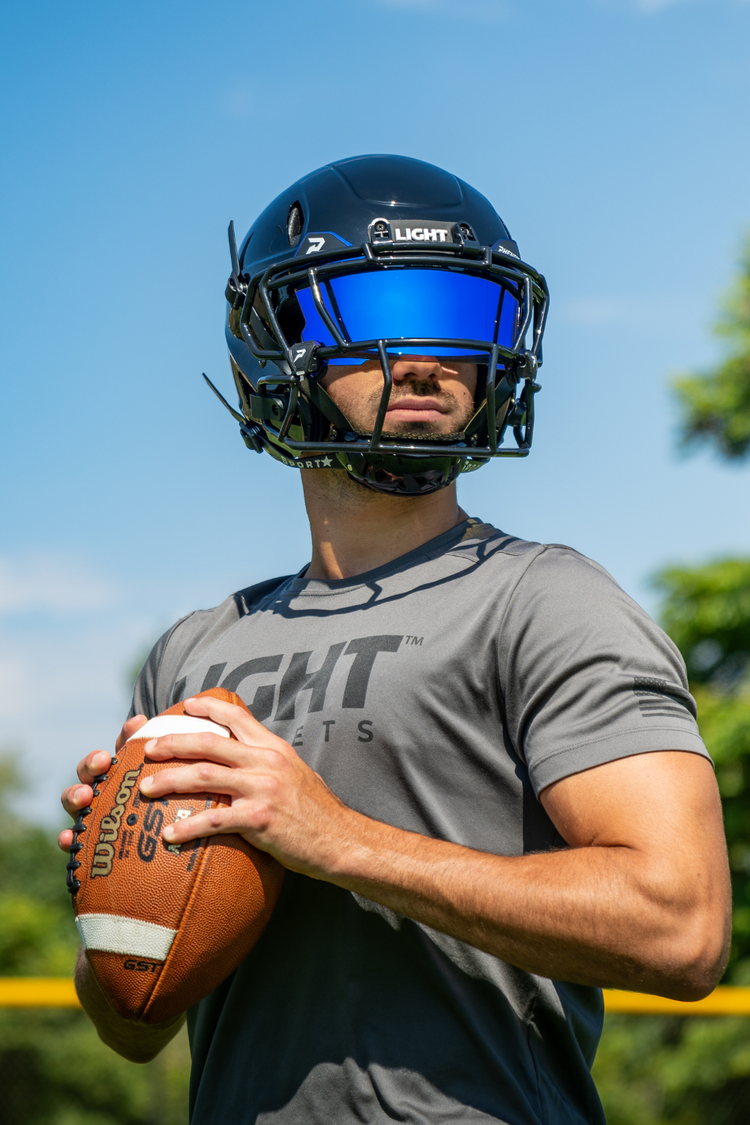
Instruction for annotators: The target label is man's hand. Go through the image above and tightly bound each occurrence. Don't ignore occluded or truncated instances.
[138,695,360,879]
[57,714,148,853]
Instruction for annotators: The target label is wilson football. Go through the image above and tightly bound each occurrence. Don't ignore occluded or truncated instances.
[67,687,284,1024]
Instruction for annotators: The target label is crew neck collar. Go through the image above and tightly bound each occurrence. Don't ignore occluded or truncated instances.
[287,518,486,594]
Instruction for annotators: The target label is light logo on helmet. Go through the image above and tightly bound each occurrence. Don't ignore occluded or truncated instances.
[369,219,455,245]
[394,226,450,243]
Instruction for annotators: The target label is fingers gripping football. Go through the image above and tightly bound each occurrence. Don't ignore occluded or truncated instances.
[58,716,148,852]
[138,694,356,879]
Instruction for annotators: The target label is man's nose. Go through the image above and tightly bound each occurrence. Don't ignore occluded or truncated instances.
[390,356,443,383]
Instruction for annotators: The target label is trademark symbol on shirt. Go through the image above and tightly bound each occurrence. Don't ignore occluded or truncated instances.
[404,636,424,646]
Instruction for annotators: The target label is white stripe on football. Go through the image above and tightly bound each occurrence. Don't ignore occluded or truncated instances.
[76,913,177,961]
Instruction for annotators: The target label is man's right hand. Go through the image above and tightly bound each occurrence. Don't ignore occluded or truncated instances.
[57,714,148,853]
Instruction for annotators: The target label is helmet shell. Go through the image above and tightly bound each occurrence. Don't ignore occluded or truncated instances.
[221,154,547,495]
[241,154,512,273]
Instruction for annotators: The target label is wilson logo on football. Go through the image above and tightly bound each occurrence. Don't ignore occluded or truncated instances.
[90,769,141,878]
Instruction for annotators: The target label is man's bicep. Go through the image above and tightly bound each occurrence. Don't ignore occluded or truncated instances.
[539,750,725,855]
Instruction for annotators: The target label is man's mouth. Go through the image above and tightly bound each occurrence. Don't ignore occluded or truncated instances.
[385,396,448,424]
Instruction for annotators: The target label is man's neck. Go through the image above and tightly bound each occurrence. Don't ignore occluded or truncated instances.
[300,468,468,581]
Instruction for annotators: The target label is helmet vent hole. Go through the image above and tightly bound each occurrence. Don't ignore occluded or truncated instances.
[287,202,304,247]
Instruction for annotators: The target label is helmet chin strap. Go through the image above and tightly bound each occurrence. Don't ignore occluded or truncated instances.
[341,454,464,497]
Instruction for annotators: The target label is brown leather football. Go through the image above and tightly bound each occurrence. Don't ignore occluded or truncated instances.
[67,687,284,1024]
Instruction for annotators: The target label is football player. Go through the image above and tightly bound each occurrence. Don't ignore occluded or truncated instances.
[59,154,730,1125]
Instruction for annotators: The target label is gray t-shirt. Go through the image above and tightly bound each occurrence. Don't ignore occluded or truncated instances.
[131,519,707,1125]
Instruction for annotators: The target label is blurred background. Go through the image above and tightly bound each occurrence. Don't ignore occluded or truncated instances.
[1,0,750,1122]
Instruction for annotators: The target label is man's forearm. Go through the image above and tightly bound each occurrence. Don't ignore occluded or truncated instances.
[75,949,186,1062]
[139,703,730,1002]
[322,809,727,1001]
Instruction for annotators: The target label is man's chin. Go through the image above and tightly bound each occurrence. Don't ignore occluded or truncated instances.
[356,426,467,443]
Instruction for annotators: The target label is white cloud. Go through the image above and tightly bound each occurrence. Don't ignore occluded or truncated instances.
[0,551,119,616]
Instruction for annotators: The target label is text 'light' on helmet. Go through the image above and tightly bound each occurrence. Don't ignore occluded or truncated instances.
[204,154,549,496]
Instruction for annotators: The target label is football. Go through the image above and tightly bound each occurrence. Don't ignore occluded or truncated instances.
[67,687,284,1024]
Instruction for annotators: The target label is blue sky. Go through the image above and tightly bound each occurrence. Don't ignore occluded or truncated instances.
[1,0,750,820]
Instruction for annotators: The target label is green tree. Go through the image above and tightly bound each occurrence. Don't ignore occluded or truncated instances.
[652,560,750,978]
[673,235,750,459]
[593,558,750,1125]
[594,237,750,1123]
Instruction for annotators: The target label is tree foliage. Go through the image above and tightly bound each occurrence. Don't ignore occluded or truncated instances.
[594,1015,750,1125]
[593,556,750,1123]
[673,237,750,460]
[0,757,80,977]
[593,232,750,1122]
[652,561,750,977]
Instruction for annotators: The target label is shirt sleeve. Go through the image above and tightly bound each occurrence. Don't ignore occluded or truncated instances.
[499,545,709,795]
[129,615,196,720]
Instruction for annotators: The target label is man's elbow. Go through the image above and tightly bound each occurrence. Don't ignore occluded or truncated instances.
[656,907,731,1002]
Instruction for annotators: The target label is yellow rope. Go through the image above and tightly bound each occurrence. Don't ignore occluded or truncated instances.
[3,979,750,1015]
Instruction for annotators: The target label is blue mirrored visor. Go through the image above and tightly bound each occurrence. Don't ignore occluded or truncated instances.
[293,269,519,364]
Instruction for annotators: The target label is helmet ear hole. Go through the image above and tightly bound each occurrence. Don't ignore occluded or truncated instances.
[287,202,304,247]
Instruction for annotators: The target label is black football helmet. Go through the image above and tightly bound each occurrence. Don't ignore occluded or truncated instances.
[206,154,549,495]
